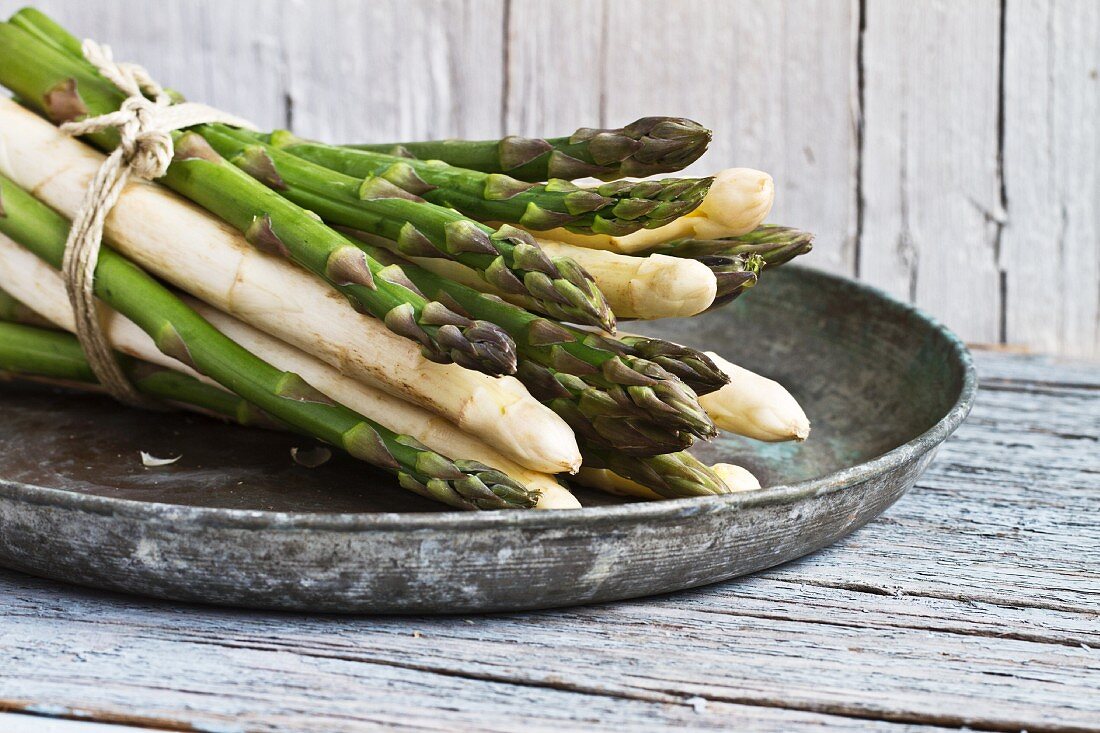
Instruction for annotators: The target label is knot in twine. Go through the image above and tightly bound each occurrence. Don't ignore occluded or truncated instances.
[59,40,255,406]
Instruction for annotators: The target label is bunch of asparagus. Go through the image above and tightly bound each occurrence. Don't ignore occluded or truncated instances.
[0,8,813,510]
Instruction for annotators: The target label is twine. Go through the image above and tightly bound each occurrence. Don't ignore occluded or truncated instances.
[59,39,255,405]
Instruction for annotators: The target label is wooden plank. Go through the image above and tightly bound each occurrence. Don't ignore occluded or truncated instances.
[0,600,965,733]
[1002,0,1100,359]
[0,570,1092,733]
[0,351,1096,732]
[970,348,1100,387]
[600,0,860,276]
[281,0,505,143]
[859,1,1004,343]
[0,0,288,131]
[501,0,605,136]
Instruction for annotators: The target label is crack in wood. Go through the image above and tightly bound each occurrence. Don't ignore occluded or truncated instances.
[766,577,1099,616]
[0,701,199,732]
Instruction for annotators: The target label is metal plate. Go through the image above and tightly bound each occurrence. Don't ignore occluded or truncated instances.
[0,266,976,613]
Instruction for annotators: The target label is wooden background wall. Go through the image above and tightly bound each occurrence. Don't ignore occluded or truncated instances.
[1,0,1097,359]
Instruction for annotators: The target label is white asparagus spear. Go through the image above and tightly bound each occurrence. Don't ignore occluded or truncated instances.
[700,352,810,442]
[405,241,716,320]
[0,233,210,383]
[0,234,579,509]
[0,98,580,474]
[533,168,776,253]
[192,302,580,510]
[577,462,760,500]
[535,239,716,319]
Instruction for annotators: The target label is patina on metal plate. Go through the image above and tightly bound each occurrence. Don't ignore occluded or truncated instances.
[0,266,976,613]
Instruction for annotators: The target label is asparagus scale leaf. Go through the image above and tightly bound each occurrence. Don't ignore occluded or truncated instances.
[264,131,712,237]
[0,172,537,510]
[0,17,517,377]
[347,117,714,183]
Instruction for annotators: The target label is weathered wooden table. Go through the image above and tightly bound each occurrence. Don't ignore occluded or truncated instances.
[0,349,1096,732]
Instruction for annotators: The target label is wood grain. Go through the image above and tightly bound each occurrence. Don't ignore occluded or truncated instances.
[0,350,1096,732]
[281,0,505,143]
[502,0,603,138]
[858,1,1005,344]
[1002,0,1100,359]
[0,0,288,130]
[600,0,860,276]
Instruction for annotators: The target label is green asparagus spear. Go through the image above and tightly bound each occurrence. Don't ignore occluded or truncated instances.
[594,334,729,396]
[0,319,280,428]
[642,225,815,266]
[0,172,536,510]
[640,225,812,309]
[261,130,712,236]
[0,285,55,328]
[345,117,713,183]
[0,18,517,376]
[583,447,730,498]
[199,125,616,332]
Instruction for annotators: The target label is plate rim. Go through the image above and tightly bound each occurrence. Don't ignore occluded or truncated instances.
[0,265,977,532]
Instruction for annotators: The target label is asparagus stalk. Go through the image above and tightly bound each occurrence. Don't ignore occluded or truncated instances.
[0,233,214,384]
[0,21,517,376]
[643,225,815,266]
[192,297,580,510]
[0,175,537,510]
[0,253,579,509]
[0,320,264,424]
[638,227,812,309]
[344,117,713,182]
[0,284,54,328]
[535,168,776,254]
[0,97,580,474]
[578,460,759,500]
[345,233,718,449]
[0,318,578,508]
[580,448,731,499]
[389,233,722,321]
[698,352,810,442]
[711,464,763,492]
[260,130,711,236]
[197,126,616,331]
